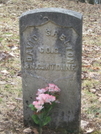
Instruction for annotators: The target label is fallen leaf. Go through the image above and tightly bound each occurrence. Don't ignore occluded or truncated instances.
[0,51,14,61]
[1,70,9,75]
[32,128,39,134]
[23,128,32,133]
[7,105,16,110]
[97,94,101,97]
[89,89,96,93]
[86,128,94,133]
[11,46,18,50]
[10,82,15,85]
[9,52,15,57]
[7,102,16,105]
[81,120,89,129]
[98,97,101,102]
[0,81,6,84]
[15,98,23,101]
[92,67,100,71]
[0,128,4,132]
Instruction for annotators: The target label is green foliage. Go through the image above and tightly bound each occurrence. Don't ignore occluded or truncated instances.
[32,114,40,125]
[29,83,60,133]
[31,112,51,128]
[43,116,51,126]
[29,103,53,128]
[29,104,36,111]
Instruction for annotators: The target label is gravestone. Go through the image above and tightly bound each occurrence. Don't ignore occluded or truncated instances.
[19,8,82,133]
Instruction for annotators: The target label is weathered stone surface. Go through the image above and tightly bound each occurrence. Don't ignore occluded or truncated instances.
[19,8,82,133]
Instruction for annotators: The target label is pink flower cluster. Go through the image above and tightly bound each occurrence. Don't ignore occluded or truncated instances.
[37,83,60,95]
[33,83,60,112]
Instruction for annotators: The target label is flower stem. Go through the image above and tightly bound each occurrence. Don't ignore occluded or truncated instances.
[39,127,42,134]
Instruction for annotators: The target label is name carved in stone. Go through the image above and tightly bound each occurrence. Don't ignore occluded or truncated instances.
[24,24,77,71]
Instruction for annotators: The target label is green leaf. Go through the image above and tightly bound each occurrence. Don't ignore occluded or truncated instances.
[43,104,53,115]
[47,105,53,112]
[29,104,36,111]
[32,114,40,125]
[43,116,51,126]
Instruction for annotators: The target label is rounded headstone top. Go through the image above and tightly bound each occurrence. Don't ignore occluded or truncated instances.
[20,8,82,20]
[19,8,83,34]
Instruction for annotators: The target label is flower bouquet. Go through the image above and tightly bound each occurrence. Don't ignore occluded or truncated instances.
[29,83,61,134]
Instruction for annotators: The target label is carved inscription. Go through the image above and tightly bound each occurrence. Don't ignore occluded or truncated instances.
[38,47,59,54]
[46,29,58,37]
[25,35,38,62]
[24,62,77,71]
[24,24,78,71]
[59,34,66,41]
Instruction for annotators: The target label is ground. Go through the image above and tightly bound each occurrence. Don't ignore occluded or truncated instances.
[0,0,101,134]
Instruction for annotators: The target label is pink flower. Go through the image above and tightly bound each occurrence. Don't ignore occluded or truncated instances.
[33,101,44,112]
[36,88,48,95]
[48,83,60,92]
[44,94,56,103]
[36,94,45,102]
[31,84,60,113]
[36,94,56,104]
[48,83,56,88]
